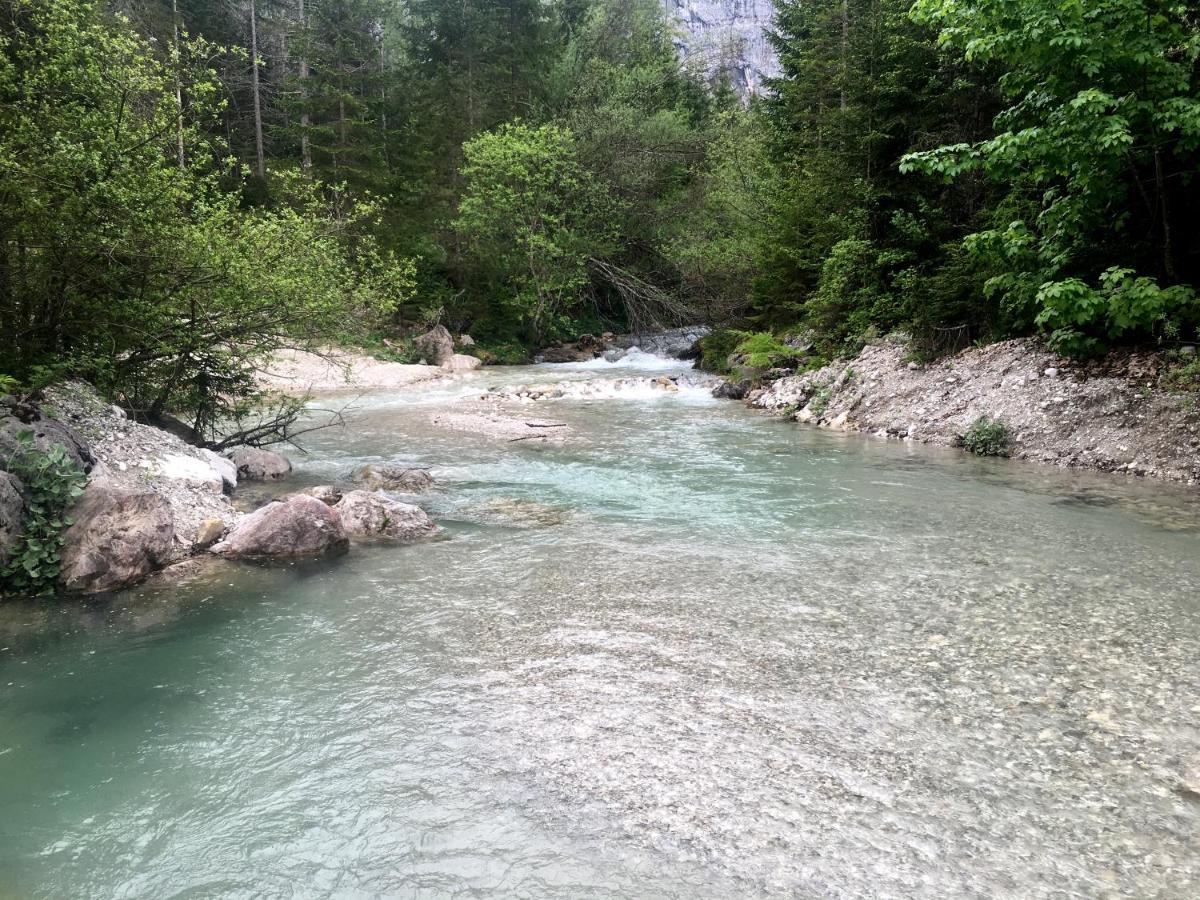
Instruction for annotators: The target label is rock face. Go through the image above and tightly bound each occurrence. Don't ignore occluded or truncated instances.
[335,490,439,541]
[0,400,94,473]
[663,0,778,97]
[226,446,292,481]
[211,495,348,559]
[613,326,711,359]
[355,465,434,493]
[59,482,175,593]
[414,325,455,366]
[0,471,25,566]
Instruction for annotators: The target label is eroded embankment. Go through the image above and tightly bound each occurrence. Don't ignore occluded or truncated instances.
[749,339,1200,484]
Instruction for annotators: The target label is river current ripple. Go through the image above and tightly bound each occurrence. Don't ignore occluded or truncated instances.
[1,355,1199,898]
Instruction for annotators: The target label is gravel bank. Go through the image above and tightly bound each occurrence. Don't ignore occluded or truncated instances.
[750,339,1200,484]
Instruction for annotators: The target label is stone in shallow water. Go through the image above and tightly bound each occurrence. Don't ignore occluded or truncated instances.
[355,464,434,493]
[226,446,292,482]
[474,497,572,527]
[211,495,347,558]
[335,490,439,541]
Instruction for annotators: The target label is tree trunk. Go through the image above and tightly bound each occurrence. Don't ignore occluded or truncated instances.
[298,0,311,175]
[840,0,849,113]
[249,0,266,179]
[379,24,389,168]
[172,0,185,169]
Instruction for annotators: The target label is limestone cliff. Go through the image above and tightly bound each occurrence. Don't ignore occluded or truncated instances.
[663,0,778,96]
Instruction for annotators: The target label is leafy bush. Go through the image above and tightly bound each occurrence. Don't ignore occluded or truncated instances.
[697,329,748,373]
[959,416,1011,457]
[732,333,805,369]
[1,432,87,596]
[1162,353,1200,394]
[469,341,534,366]
[453,123,619,342]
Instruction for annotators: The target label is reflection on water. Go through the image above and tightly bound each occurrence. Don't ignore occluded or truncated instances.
[1,361,1199,898]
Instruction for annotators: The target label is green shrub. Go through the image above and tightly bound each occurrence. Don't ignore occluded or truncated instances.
[470,340,533,366]
[697,329,747,373]
[1162,353,1200,394]
[959,415,1011,457]
[1,432,87,597]
[733,332,804,369]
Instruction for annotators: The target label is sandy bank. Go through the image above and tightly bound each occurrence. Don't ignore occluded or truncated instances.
[257,348,449,394]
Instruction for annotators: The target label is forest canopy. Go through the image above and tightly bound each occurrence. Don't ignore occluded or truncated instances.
[1,0,1197,422]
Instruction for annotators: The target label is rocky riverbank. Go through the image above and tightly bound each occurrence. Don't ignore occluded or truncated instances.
[745,338,1200,484]
[0,383,443,595]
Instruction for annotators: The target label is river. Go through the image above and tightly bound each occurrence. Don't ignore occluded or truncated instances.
[2,354,1199,897]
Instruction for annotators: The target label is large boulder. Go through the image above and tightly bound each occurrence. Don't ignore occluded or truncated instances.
[712,379,749,400]
[200,449,238,493]
[335,490,439,541]
[155,453,224,494]
[226,446,292,481]
[539,344,597,363]
[211,495,348,558]
[414,325,455,366]
[354,464,434,493]
[0,471,25,567]
[59,482,175,593]
[0,403,94,474]
[443,353,482,372]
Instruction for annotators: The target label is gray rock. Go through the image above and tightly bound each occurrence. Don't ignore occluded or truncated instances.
[193,518,227,550]
[211,495,347,559]
[226,446,292,481]
[613,326,711,359]
[0,411,93,474]
[443,353,482,372]
[200,449,238,492]
[59,482,175,593]
[301,485,343,505]
[414,325,455,366]
[712,380,749,400]
[539,344,597,363]
[335,490,439,541]
[0,471,25,567]
[355,464,434,493]
[458,333,476,348]
[665,1,777,97]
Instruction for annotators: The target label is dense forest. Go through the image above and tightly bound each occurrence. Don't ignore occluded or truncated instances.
[2,0,1198,428]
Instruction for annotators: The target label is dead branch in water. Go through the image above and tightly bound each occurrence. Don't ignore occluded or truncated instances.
[587,258,698,335]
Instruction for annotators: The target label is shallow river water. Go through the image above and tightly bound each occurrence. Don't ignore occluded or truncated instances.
[2,356,1200,898]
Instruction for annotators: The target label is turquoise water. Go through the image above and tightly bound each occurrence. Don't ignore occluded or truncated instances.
[2,360,1199,897]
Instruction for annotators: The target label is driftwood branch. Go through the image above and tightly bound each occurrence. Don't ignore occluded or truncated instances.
[587,257,698,335]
